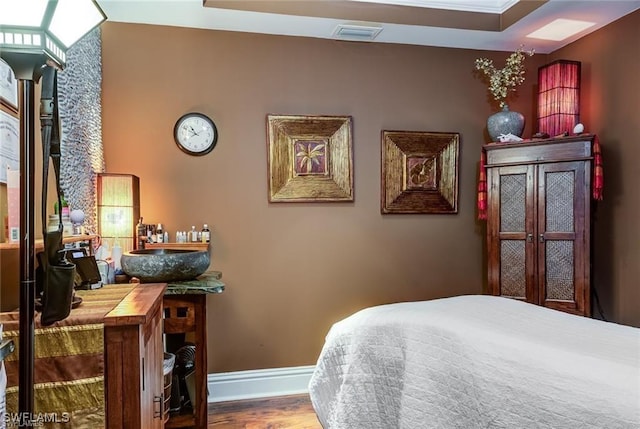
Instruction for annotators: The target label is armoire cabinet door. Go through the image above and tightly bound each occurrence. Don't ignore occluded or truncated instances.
[537,160,590,315]
[487,164,536,302]
[484,135,594,317]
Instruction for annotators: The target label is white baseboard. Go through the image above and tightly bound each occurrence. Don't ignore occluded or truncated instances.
[207,365,316,403]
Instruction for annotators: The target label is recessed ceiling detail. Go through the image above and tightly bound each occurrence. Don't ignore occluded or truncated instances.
[349,0,519,14]
[203,0,540,32]
[98,0,640,54]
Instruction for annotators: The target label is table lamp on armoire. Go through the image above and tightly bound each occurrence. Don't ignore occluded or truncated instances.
[0,0,106,420]
[537,60,581,137]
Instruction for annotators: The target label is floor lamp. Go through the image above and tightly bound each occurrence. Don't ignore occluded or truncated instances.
[0,1,105,421]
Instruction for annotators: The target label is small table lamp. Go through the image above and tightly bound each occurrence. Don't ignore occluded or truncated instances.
[537,60,581,136]
[97,173,141,253]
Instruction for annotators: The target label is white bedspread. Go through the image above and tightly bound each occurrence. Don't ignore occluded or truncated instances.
[309,295,640,429]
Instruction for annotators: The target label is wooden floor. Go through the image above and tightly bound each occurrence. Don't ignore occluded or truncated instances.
[208,394,322,429]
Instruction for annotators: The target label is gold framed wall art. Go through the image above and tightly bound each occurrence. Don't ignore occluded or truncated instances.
[267,114,354,202]
[381,130,459,214]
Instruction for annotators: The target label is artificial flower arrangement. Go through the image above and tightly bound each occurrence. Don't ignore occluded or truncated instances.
[474,46,535,108]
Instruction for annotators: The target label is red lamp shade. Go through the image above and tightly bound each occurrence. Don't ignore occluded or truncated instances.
[537,60,581,136]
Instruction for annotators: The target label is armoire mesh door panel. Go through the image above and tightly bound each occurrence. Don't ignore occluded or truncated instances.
[546,240,574,300]
[500,240,526,298]
[500,174,526,232]
[546,171,574,232]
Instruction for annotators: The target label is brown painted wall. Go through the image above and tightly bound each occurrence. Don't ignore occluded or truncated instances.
[101,22,545,372]
[549,11,640,327]
[99,14,640,374]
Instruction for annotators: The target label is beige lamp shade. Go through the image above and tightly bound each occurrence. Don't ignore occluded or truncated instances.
[97,173,140,252]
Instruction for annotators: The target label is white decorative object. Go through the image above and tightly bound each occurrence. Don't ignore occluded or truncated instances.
[70,209,85,224]
[498,133,524,143]
[573,123,585,134]
[70,209,85,235]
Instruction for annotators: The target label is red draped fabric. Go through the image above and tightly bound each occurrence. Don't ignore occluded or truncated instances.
[593,135,604,200]
[477,149,488,220]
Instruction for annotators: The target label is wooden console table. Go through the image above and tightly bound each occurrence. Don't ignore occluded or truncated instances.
[164,271,225,429]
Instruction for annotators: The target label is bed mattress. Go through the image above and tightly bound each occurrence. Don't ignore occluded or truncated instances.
[309,295,640,429]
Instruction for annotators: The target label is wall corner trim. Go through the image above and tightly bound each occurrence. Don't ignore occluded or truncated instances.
[207,365,316,403]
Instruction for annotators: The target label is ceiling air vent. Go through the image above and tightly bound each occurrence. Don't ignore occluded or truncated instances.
[333,23,383,41]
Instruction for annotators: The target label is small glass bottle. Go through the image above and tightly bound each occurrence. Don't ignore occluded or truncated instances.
[190,225,198,243]
[156,223,164,243]
[201,224,210,243]
[137,217,146,249]
[147,224,155,243]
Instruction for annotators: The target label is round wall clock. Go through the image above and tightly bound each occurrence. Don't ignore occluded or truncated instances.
[173,112,218,156]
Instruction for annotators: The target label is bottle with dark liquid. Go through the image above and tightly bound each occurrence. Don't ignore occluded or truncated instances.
[137,217,146,249]
[147,224,155,243]
[156,223,164,243]
[201,224,210,243]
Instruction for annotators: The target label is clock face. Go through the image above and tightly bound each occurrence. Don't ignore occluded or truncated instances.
[174,113,218,156]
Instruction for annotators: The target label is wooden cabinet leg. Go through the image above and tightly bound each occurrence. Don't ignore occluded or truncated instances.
[194,294,208,428]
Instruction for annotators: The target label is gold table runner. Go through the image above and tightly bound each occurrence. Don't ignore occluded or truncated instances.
[1,284,136,428]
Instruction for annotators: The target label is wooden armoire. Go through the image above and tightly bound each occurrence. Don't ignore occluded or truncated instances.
[484,134,597,316]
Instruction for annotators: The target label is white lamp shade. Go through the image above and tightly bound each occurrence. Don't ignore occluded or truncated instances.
[0,0,49,27]
[49,0,107,48]
[0,0,106,73]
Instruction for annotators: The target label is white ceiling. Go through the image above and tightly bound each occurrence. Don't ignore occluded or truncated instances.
[96,0,640,54]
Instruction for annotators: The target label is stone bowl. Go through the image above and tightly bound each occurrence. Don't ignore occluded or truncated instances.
[120,249,210,283]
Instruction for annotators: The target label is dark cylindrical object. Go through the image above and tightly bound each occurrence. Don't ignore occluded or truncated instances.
[18,79,36,420]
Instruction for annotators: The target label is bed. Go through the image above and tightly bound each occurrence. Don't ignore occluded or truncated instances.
[309,295,640,429]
